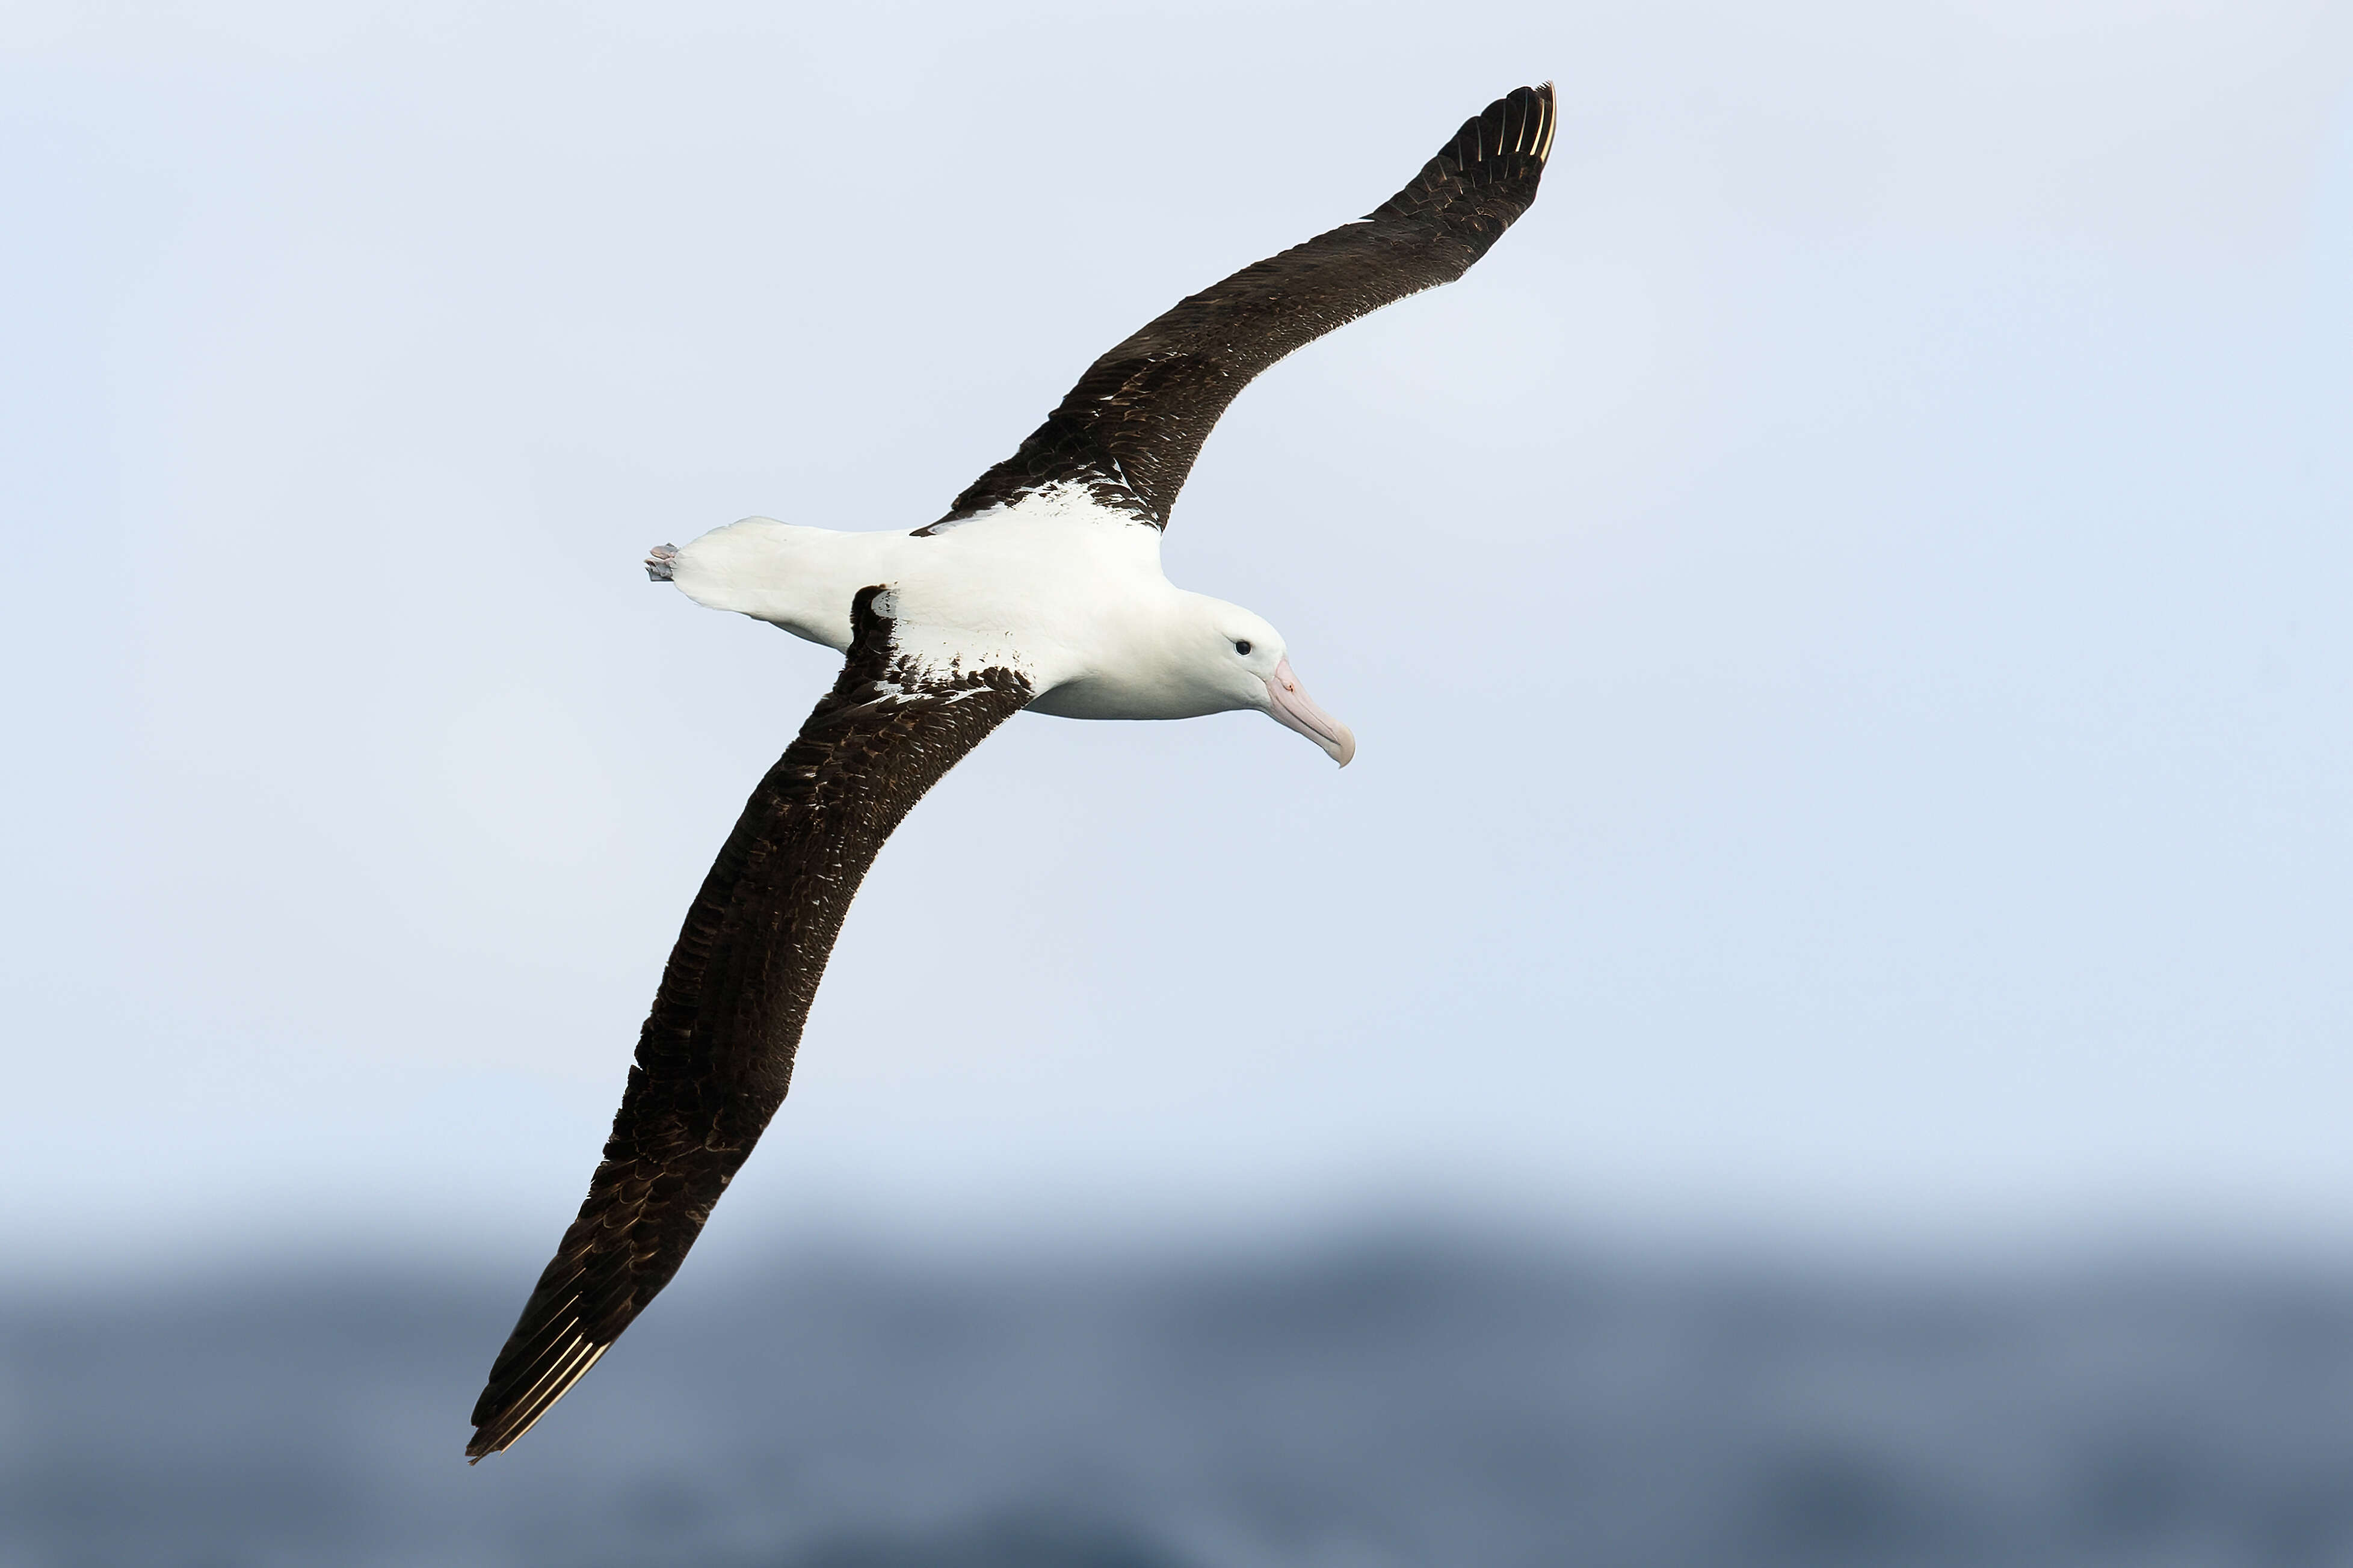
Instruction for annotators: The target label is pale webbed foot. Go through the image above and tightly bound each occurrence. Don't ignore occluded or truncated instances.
[644,543,679,582]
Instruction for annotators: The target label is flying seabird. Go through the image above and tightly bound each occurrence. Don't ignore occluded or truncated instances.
[466,81,1556,1460]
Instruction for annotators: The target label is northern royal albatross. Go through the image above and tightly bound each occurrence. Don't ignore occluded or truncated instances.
[466,81,1556,1459]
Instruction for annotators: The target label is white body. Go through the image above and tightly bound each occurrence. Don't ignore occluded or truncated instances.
[667,487,1269,716]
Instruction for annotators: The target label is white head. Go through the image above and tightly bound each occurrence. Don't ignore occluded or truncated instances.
[1177,598,1357,766]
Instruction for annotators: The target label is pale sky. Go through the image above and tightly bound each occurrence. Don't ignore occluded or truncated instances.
[4,0,2351,1274]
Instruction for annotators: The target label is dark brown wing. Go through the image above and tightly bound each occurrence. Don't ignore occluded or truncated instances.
[922,82,1558,533]
[465,589,1032,1460]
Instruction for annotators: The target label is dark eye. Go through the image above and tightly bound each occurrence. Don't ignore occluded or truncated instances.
[1234,640,1252,656]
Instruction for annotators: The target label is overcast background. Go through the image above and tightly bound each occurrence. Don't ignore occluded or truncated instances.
[5,0,2351,1282]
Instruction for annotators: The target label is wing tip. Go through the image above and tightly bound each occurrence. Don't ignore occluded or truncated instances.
[1368,80,1558,224]
[1466,81,1558,172]
[464,1336,611,1462]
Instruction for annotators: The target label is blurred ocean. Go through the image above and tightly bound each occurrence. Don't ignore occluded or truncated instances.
[8,1231,2353,1567]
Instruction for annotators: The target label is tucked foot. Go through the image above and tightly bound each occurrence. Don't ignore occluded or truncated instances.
[644,543,678,582]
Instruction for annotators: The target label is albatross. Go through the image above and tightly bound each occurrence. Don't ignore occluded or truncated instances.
[466,81,1557,1459]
